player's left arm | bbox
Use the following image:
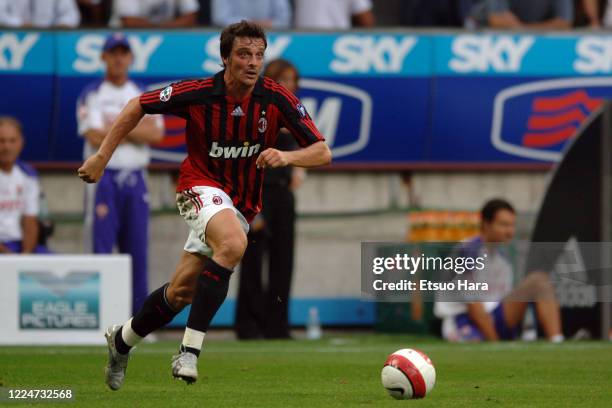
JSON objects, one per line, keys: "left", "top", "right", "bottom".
{"left": 258, "top": 87, "right": 332, "bottom": 169}
{"left": 257, "top": 141, "right": 330, "bottom": 169}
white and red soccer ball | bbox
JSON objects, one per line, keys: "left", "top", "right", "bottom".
{"left": 381, "top": 348, "right": 436, "bottom": 399}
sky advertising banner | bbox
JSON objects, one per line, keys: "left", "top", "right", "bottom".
{"left": 2, "top": 30, "right": 612, "bottom": 166}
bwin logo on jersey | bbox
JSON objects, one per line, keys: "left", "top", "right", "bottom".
{"left": 160, "top": 86, "right": 173, "bottom": 102}
{"left": 209, "top": 141, "right": 261, "bottom": 159}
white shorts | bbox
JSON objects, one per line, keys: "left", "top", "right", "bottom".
{"left": 176, "top": 186, "right": 249, "bottom": 256}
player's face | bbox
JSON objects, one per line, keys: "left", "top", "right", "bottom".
{"left": 482, "top": 209, "right": 516, "bottom": 243}
{"left": 277, "top": 68, "right": 298, "bottom": 93}
{"left": 0, "top": 124, "right": 23, "bottom": 169}
{"left": 225, "top": 37, "right": 266, "bottom": 87}
{"left": 102, "top": 46, "right": 133, "bottom": 79}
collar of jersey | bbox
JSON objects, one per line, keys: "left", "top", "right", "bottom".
{"left": 212, "top": 70, "right": 264, "bottom": 97}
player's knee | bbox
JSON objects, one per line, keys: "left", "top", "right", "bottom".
{"left": 214, "top": 233, "right": 247, "bottom": 268}
{"left": 528, "top": 271, "right": 554, "bottom": 292}
{"left": 166, "top": 284, "right": 195, "bottom": 310}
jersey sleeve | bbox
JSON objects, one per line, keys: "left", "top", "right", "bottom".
{"left": 76, "top": 88, "right": 103, "bottom": 136}
{"left": 139, "top": 80, "right": 204, "bottom": 119}
{"left": 272, "top": 85, "right": 325, "bottom": 148}
{"left": 23, "top": 176, "right": 40, "bottom": 217}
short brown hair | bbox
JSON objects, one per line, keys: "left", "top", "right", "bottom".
{"left": 219, "top": 20, "right": 267, "bottom": 68}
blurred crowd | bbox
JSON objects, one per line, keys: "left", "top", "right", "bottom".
{"left": 1, "top": 0, "right": 611, "bottom": 30}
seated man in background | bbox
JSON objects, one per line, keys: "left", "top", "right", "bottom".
{"left": 468, "top": 0, "right": 573, "bottom": 29}
{"left": 434, "top": 199, "right": 564, "bottom": 342}
{"left": 0, "top": 116, "right": 50, "bottom": 254}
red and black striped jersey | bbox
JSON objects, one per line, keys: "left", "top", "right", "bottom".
{"left": 139, "top": 70, "right": 325, "bottom": 222}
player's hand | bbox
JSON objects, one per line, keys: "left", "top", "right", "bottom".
{"left": 77, "top": 153, "right": 106, "bottom": 183}
{"left": 256, "top": 148, "right": 289, "bottom": 169}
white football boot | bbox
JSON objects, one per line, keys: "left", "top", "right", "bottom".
{"left": 171, "top": 349, "right": 198, "bottom": 384}
{"left": 104, "top": 325, "right": 130, "bottom": 391}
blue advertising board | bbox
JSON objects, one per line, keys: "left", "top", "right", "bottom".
{"left": 2, "top": 30, "right": 612, "bottom": 165}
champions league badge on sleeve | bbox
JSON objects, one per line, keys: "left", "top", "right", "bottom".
{"left": 160, "top": 86, "right": 173, "bottom": 102}
{"left": 296, "top": 103, "right": 309, "bottom": 119}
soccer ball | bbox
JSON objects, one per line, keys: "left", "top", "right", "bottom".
{"left": 381, "top": 348, "right": 436, "bottom": 399}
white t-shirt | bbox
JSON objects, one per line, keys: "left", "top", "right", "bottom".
{"left": 294, "top": 0, "right": 372, "bottom": 29}
{"left": 113, "top": 0, "right": 199, "bottom": 26}
{"left": 0, "top": 0, "right": 80, "bottom": 28}
{"left": 434, "top": 240, "right": 514, "bottom": 319}
{"left": 76, "top": 79, "right": 164, "bottom": 170}
{"left": 0, "top": 164, "right": 39, "bottom": 242}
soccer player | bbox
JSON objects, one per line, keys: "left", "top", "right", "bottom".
{"left": 434, "top": 199, "right": 564, "bottom": 342}
{"left": 0, "top": 116, "right": 50, "bottom": 254}
{"left": 77, "top": 33, "right": 164, "bottom": 314}
{"left": 77, "top": 21, "right": 331, "bottom": 390}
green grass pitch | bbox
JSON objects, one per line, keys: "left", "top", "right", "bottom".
{"left": 1, "top": 334, "right": 611, "bottom": 407}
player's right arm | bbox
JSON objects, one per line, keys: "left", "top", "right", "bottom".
{"left": 78, "top": 97, "right": 145, "bottom": 183}
{"left": 467, "top": 302, "right": 500, "bottom": 341}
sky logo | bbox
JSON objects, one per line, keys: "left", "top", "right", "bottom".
{"left": 492, "top": 78, "right": 612, "bottom": 161}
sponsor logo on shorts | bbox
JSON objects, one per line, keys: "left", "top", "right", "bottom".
{"left": 212, "top": 195, "right": 223, "bottom": 205}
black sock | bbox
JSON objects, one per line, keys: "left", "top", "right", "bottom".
{"left": 180, "top": 344, "right": 201, "bottom": 357}
{"left": 115, "top": 283, "right": 180, "bottom": 353}
{"left": 185, "top": 258, "right": 233, "bottom": 340}
{"left": 115, "top": 326, "right": 131, "bottom": 355}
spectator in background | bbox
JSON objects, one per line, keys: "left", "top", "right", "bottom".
{"left": 235, "top": 59, "right": 306, "bottom": 340}
{"left": 77, "top": 33, "right": 164, "bottom": 312}
{"left": 0, "top": 117, "right": 50, "bottom": 254}
{"left": 211, "top": 0, "right": 291, "bottom": 29}
{"left": 399, "top": 0, "right": 465, "bottom": 27}
{"left": 77, "top": 0, "right": 112, "bottom": 27}
{"left": 197, "top": 0, "right": 211, "bottom": 25}
{"left": 112, "top": 0, "right": 200, "bottom": 28}
{"left": 579, "top": 0, "right": 602, "bottom": 27}
{"left": 467, "top": 0, "right": 573, "bottom": 29}
{"left": 294, "top": 0, "right": 375, "bottom": 29}
{"left": 0, "top": 0, "right": 80, "bottom": 28}
{"left": 434, "top": 199, "right": 564, "bottom": 342}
